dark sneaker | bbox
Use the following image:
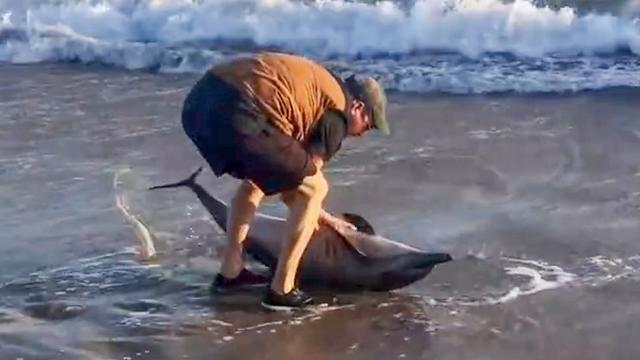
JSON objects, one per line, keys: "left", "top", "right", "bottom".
{"left": 210, "top": 268, "right": 269, "bottom": 294}
{"left": 261, "top": 288, "right": 313, "bottom": 311}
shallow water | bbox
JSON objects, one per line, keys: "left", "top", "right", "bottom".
{"left": 2, "top": 63, "right": 640, "bottom": 359}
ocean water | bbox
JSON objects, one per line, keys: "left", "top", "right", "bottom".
{"left": 1, "top": 0, "right": 640, "bottom": 93}
{"left": 2, "top": 1, "right": 640, "bottom": 359}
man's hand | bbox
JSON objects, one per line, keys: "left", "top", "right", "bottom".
{"left": 319, "top": 209, "right": 357, "bottom": 233}
{"left": 307, "top": 158, "right": 355, "bottom": 233}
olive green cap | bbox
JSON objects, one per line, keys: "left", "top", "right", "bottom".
{"left": 345, "top": 75, "right": 390, "bottom": 136}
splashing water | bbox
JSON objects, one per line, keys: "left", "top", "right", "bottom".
{"left": 114, "top": 168, "right": 157, "bottom": 260}
{"left": 1, "top": 0, "right": 640, "bottom": 93}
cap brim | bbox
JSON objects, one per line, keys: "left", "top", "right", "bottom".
{"left": 374, "top": 114, "right": 390, "bottom": 136}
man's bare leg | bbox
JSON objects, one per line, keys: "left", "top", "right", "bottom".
{"left": 271, "top": 171, "right": 329, "bottom": 294}
{"left": 220, "top": 180, "right": 265, "bottom": 279}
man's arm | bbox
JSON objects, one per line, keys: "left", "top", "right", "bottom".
{"left": 311, "top": 156, "right": 357, "bottom": 232}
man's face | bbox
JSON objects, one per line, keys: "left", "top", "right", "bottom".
{"left": 347, "top": 100, "right": 372, "bottom": 136}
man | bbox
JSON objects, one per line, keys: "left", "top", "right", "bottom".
{"left": 181, "top": 51, "right": 389, "bottom": 310}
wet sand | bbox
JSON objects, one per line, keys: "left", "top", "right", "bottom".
{"left": 1, "top": 63, "right": 640, "bottom": 359}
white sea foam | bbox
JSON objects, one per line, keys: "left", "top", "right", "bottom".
{"left": 2, "top": 0, "right": 639, "bottom": 58}
{"left": 449, "top": 254, "right": 640, "bottom": 308}
{"left": 1, "top": 0, "right": 640, "bottom": 93}
{"left": 470, "top": 257, "right": 577, "bottom": 304}
{"left": 490, "top": 262, "right": 576, "bottom": 303}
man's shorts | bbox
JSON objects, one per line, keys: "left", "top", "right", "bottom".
{"left": 181, "top": 72, "right": 317, "bottom": 195}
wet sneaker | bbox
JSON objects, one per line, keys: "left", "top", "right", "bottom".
{"left": 261, "top": 288, "right": 313, "bottom": 311}
{"left": 210, "top": 269, "right": 269, "bottom": 294}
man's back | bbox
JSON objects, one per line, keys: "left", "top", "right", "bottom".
{"left": 211, "top": 52, "right": 347, "bottom": 140}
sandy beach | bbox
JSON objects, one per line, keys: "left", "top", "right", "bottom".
{"left": 1, "top": 62, "right": 640, "bottom": 359}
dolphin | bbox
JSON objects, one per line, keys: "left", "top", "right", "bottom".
{"left": 150, "top": 168, "right": 452, "bottom": 291}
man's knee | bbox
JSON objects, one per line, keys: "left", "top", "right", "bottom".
{"left": 300, "top": 172, "right": 328, "bottom": 200}
{"left": 280, "top": 172, "right": 328, "bottom": 209}
{"left": 233, "top": 181, "right": 264, "bottom": 205}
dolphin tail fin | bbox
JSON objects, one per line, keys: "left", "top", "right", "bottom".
{"left": 148, "top": 167, "right": 203, "bottom": 191}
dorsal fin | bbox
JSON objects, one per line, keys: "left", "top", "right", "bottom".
{"left": 341, "top": 213, "right": 375, "bottom": 235}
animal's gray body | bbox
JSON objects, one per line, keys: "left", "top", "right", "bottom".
{"left": 151, "top": 168, "right": 452, "bottom": 291}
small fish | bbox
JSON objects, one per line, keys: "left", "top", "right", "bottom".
{"left": 114, "top": 170, "right": 157, "bottom": 260}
